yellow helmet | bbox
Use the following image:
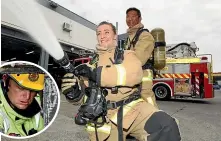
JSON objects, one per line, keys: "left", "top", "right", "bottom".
{"left": 9, "top": 73, "right": 45, "bottom": 91}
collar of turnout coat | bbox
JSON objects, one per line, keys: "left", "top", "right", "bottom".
{"left": 127, "top": 23, "right": 144, "bottom": 35}
{"left": 96, "top": 43, "right": 117, "bottom": 54}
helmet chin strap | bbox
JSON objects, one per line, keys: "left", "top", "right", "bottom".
{"left": 2, "top": 78, "right": 16, "bottom": 109}
{"left": 1, "top": 75, "right": 10, "bottom": 93}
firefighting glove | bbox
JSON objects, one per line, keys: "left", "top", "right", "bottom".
{"left": 61, "top": 73, "right": 82, "bottom": 102}
{"left": 74, "top": 64, "right": 97, "bottom": 82}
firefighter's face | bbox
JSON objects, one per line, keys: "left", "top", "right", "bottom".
{"left": 97, "top": 24, "right": 117, "bottom": 48}
{"left": 126, "top": 10, "right": 141, "bottom": 28}
{"left": 7, "top": 79, "right": 37, "bottom": 110}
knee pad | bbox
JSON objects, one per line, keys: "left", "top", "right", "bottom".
{"left": 144, "top": 111, "right": 181, "bottom": 141}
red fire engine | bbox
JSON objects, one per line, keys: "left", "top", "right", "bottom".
{"left": 153, "top": 54, "right": 214, "bottom": 100}
{"left": 73, "top": 54, "right": 214, "bottom": 100}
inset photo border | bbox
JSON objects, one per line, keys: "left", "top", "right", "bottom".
{"left": 0, "top": 61, "right": 60, "bottom": 139}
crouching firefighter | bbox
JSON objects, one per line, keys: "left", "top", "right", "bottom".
{"left": 124, "top": 7, "right": 166, "bottom": 108}
{"left": 61, "top": 21, "right": 181, "bottom": 141}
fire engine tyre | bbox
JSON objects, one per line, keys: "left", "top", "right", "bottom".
{"left": 153, "top": 84, "right": 171, "bottom": 100}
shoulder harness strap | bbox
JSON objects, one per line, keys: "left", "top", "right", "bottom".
{"left": 114, "top": 46, "right": 124, "bottom": 64}
{"left": 89, "top": 53, "right": 99, "bottom": 67}
{"left": 88, "top": 53, "right": 99, "bottom": 87}
{"left": 127, "top": 27, "right": 149, "bottom": 50}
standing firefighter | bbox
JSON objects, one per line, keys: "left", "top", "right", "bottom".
{"left": 61, "top": 21, "right": 181, "bottom": 141}
{"left": 124, "top": 7, "right": 166, "bottom": 108}
{"left": 0, "top": 65, "right": 45, "bottom": 137}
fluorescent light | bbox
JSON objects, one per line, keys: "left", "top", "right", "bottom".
{"left": 26, "top": 51, "right": 34, "bottom": 54}
{"left": 5, "top": 60, "right": 9, "bottom": 61}
{"left": 48, "top": 64, "right": 53, "bottom": 65}
{"left": 10, "top": 58, "right": 16, "bottom": 60}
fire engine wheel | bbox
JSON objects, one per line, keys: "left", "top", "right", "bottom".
{"left": 153, "top": 84, "right": 171, "bottom": 100}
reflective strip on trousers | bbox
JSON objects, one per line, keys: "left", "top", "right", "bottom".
{"left": 83, "top": 95, "right": 88, "bottom": 103}
{"left": 146, "top": 97, "right": 154, "bottom": 106}
{"left": 115, "top": 64, "right": 126, "bottom": 86}
{"left": 86, "top": 123, "right": 111, "bottom": 134}
{"left": 111, "top": 98, "right": 144, "bottom": 124}
{"left": 142, "top": 69, "right": 153, "bottom": 82}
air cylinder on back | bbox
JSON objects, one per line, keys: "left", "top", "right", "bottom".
{"left": 151, "top": 28, "right": 166, "bottom": 70}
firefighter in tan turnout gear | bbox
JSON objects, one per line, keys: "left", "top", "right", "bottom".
{"left": 61, "top": 21, "right": 181, "bottom": 141}
{"left": 124, "top": 7, "right": 166, "bottom": 108}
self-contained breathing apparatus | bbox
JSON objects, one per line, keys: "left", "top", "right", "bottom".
{"left": 75, "top": 86, "right": 108, "bottom": 126}
{"left": 72, "top": 53, "right": 108, "bottom": 128}
{"left": 125, "top": 27, "right": 166, "bottom": 73}
{"left": 54, "top": 52, "right": 109, "bottom": 127}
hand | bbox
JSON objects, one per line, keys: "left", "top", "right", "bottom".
{"left": 61, "top": 73, "right": 82, "bottom": 102}
{"left": 74, "top": 64, "right": 97, "bottom": 82}
{"left": 61, "top": 73, "right": 78, "bottom": 94}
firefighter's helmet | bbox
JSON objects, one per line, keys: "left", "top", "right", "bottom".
{"left": 8, "top": 73, "right": 45, "bottom": 91}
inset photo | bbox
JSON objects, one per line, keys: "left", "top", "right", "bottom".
{"left": 0, "top": 61, "right": 60, "bottom": 139}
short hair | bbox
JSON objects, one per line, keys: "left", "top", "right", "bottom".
{"left": 126, "top": 7, "right": 141, "bottom": 18}
{"left": 97, "top": 21, "right": 117, "bottom": 35}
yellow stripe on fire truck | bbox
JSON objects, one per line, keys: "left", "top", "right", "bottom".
{"left": 156, "top": 73, "right": 191, "bottom": 78}
{"left": 166, "top": 58, "right": 201, "bottom": 64}
{"left": 156, "top": 73, "right": 209, "bottom": 79}
{"left": 176, "top": 74, "right": 184, "bottom": 78}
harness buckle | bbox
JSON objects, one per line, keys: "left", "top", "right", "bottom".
{"left": 107, "top": 101, "right": 118, "bottom": 110}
